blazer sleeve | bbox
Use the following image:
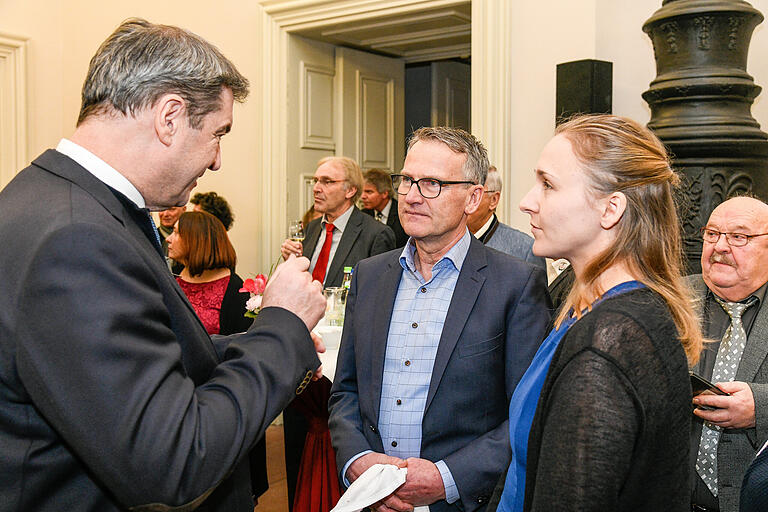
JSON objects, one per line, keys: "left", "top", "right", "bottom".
{"left": 14, "top": 222, "right": 319, "bottom": 509}
{"left": 444, "top": 265, "right": 551, "bottom": 508}
{"left": 328, "top": 269, "right": 377, "bottom": 478}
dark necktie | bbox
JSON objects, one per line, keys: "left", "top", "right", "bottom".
{"left": 140, "top": 209, "right": 164, "bottom": 256}
{"left": 375, "top": 211, "right": 384, "bottom": 222}
{"left": 312, "top": 222, "right": 335, "bottom": 285}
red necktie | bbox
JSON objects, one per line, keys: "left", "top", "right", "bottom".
{"left": 312, "top": 222, "right": 335, "bottom": 284}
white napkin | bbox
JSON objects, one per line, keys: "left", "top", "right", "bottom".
{"left": 330, "top": 464, "right": 407, "bottom": 512}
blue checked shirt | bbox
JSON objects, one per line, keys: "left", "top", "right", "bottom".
{"left": 342, "top": 230, "right": 471, "bottom": 504}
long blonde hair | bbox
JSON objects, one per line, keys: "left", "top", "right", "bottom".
{"left": 555, "top": 114, "right": 702, "bottom": 364}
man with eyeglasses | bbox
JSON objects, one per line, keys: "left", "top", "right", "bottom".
{"left": 281, "top": 156, "right": 395, "bottom": 287}
{"left": 279, "top": 156, "right": 395, "bottom": 506}
{"left": 329, "top": 127, "right": 551, "bottom": 512}
{"left": 687, "top": 196, "right": 768, "bottom": 512}
{"left": 466, "top": 165, "right": 545, "bottom": 270}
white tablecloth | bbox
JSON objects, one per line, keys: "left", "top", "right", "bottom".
{"left": 313, "top": 320, "right": 342, "bottom": 382}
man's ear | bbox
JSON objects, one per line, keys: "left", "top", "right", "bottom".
{"left": 488, "top": 191, "right": 501, "bottom": 212}
{"left": 464, "top": 184, "right": 484, "bottom": 216}
{"left": 344, "top": 185, "right": 357, "bottom": 200}
{"left": 600, "top": 191, "right": 627, "bottom": 230}
{"left": 154, "top": 94, "right": 186, "bottom": 146}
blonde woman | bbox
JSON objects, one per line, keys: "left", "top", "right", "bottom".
{"left": 497, "top": 115, "right": 703, "bottom": 512}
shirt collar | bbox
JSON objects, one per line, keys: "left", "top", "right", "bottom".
{"left": 380, "top": 199, "right": 392, "bottom": 220}
{"left": 399, "top": 228, "right": 472, "bottom": 275}
{"left": 473, "top": 213, "right": 496, "bottom": 239}
{"left": 322, "top": 203, "right": 354, "bottom": 232}
{"left": 56, "top": 138, "right": 146, "bottom": 209}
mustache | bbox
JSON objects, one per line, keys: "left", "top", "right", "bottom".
{"left": 710, "top": 253, "right": 736, "bottom": 267}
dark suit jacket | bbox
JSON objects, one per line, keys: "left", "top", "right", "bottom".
{"left": 0, "top": 150, "right": 320, "bottom": 511}
{"left": 328, "top": 236, "right": 551, "bottom": 512}
{"left": 362, "top": 199, "right": 408, "bottom": 248}
{"left": 687, "top": 274, "right": 768, "bottom": 512}
{"left": 303, "top": 206, "right": 396, "bottom": 287}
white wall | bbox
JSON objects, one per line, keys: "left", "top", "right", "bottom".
{"left": 0, "top": 0, "right": 268, "bottom": 277}
{"left": 502, "top": 0, "right": 768, "bottom": 233}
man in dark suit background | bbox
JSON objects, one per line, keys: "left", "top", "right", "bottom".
{"left": 281, "top": 156, "right": 395, "bottom": 287}
{"left": 328, "top": 127, "right": 551, "bottom": 512}
{"left": 0, "top": 19, "right": 327, "bottom": 512}
{"left": 466, "top": 165, "right": 545, "bottom": 270}
{"left": 280, "top": 156, "right": 395, "bottom": 506}
{"left": 688, "top": 196, "right": 768, "bottom": 512}
{"left": 361, "top": 167, "right": 409, "bottom": 247}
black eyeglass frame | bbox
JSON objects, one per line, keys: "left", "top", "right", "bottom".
{"left": 700, "top": 227, "right": 768, "bottom": 247}
{"left": 390, "top": 173, "right": 476, "bottom": 199}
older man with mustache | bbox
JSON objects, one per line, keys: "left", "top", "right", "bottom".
{"left": 687, "top": 196, "right": 768, "bottom": 512}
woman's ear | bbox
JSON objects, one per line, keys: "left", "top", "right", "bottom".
{"left": 600, "top": 191, "right": 627, "bottom": 230}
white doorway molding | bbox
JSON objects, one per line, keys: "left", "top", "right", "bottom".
{"left": 257, "top": 0, "right": 512, "bottom": 264}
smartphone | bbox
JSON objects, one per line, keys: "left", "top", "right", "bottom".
{"left": 690, "top": 371, "right": 729, "bottom": 410}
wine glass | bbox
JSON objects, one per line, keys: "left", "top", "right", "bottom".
{"left": 289, "top": 220, "right": 305, "bottom": 243}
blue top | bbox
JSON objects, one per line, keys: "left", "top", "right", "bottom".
{"left": 497, "top": 280, "right": 645, "bottom": 512}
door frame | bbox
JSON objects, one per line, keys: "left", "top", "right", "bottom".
{"left": 257, "top": 0, "right": 513, "bottom": 265}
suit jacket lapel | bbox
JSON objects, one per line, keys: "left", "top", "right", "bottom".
{"left": 369, "top": 257, "right": 404, "bottom": 426}
{"left": 738, "top": 294, "right": 768, "bottom": 382}
{"left": 424, "top": 238, "right": 487, "bottom": 414}
{"left": 302, "top": 218, "right": 322, "bottom": 258}
{"left": 327, "top": 207, "right": 363, "bottom": 286}
{"left": 34, "top": 150, "right": 208, "bottom": 332}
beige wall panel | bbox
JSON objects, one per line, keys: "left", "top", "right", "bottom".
{"left": 0, "top": 33, "right": 27, "bottom": 189}
{"left": 360, "top": 75, "right": 391, "bottom": 168}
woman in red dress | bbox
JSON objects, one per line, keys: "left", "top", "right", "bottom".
{"left": 166, "top": 210, "right": 269, "bottom": 502}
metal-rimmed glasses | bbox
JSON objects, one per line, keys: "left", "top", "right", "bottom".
{"left": 312, "top": 177, "right": 345, "bottom": 187}
{"left": 391, "top": 174, "right": 476, "bottom": 199}
{"left": 701, "top": 227, "right": 768, "bottom": 247}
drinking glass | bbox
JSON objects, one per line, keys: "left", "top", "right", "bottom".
{"left": 289, "top": 220, "right": 305, "bottom": 242}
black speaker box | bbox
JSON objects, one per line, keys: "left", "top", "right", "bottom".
{"left": 556, "top": 59, "right": 612, "bottom": 124}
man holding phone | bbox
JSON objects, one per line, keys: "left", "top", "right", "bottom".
{"left": 687, "top": 196, "right": 768, "bottom": 512}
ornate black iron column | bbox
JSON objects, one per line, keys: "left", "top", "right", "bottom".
{"left": 643, "top": 0, "right": 768, "bottom": 273}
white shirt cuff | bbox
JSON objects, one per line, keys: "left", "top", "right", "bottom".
{"left": 342, "top": 449, "right": 374, "bottom": 487}
{"left": 435, "top": 459, "right": 459, "bottom": 504}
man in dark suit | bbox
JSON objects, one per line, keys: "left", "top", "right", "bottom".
{"left": 328, "top": 127, "right": 551, "bottom": 512}
{"left": 688, "top": 196, "right": 768, "bottom": 512}
{"left": 280, "top": 156, "right": 396, "bottom": 507}
{"left": 0, "top": 19, "right": 326, "bottom": 512}
{"left": 281, "top": 157, "right": 395, "bottom": 287}
{"left": 361, "top": 168, "right": 409, "bottom": 247}
{"left": 466, "top": 165, "right": 545, "bottom": 270}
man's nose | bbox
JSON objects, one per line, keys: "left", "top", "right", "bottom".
{"left": 209, "top": 146, "right": 222, "bottom": 171}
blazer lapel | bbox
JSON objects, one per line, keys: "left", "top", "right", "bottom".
{"left": 302, "top": 218, "right": 322, "bottom": 258}
{"left": 424, "top": 238, "right": 487, "bottom": 414}
{"left": 34, "top": 150, "right": 208, "bottom": 333}
{"left": 327, "top": 208, "right": 363, "bottom": 286}
{"left": 387, "top": 200, "right": 399, "bottom": 229}
{"left": 368, "top": 257, "right": 404, "bottom": 426}
{"left": 738, "top": 295, "right": 768, "bottom": 382}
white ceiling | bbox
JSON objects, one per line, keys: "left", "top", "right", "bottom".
{"left": 291, "top": 2, "right": 471, "bottom": 63}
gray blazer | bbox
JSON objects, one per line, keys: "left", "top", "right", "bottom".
{"left": 303, "top": 206, "right": 396, "bottom": 287}
{"left": 687, "top": 274, "right": 768, "bottom": 512}
{"left": 485, "top": 221, "right": 546, "bottom": 271}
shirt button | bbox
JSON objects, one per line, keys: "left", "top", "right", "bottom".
{"left": 412, "top": 322, "right": 418, "bottom": 328}
{"left": 421, "top": 287, "right": 427, "bottom": 293}
{"left": 391, "top": 440, "right": 398, "bottom": 447}
{"left": 396, "top": 399, "right": 402, "bottom": 405}
{"left": 404, "top": 360, "right": 411, "bottom": 366}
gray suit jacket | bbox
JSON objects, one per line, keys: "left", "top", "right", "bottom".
{"left": 485, "top": 221, "right": 546, "bottom": 271}
{"left": 303, "top": 206, "right": 396, "bottom": 287}
{"left": 328, "top": 236, "right": 552, "bottom": 512}
{"left": 687, "top": 274, "right": 768, "bottom": 512}
{"left": 0, "top": 150, "right": 320, "bottom": 511}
